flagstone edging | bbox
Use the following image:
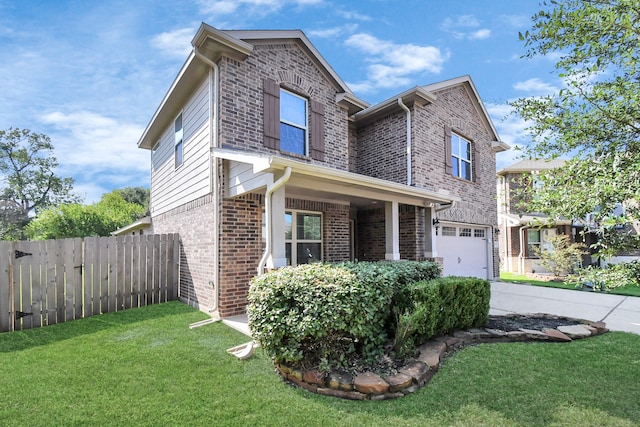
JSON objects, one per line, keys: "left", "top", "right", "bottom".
{"left": 274, "top": 314, "right": 609, "bottom": 401}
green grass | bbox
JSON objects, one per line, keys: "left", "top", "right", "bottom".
{"left": 500, "top": 271, "right": 640, "bottom": 297}
{"left": 1, "top": 301, "right": 640, "bottom": 426}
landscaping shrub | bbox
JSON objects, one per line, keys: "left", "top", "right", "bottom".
{"left": 247, "top": 260, "right": 440, "bottom": 369}
{"left": 393, "top": 277, "right": 491, "bottom": 357}
{"left": 247, "top": 263, "right": 395, "bottom": 368}
{"left": 566, "top": 261, "right": 640, "bottom": 291}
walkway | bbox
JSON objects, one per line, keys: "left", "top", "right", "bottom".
{"left": 490, "top": 281, "right": 640, "bottom": 335}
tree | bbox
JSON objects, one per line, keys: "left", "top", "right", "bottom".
{"left": 511, "top": 0, "right": 640, "bottom": 253}
{"left": 25, "top": 192, "right": 145, "bottom": 240}
{"left": 115, "top": 186, "right": 150, "bottom": 214}
{"left": 532, "top": 234, "right": 587, "bottom": 276}
{"left": 0, "top": 128, "right": 78, "bottom": 239}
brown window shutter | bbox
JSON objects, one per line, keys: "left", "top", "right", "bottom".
{"left": 263, "top": 78, "right": 280, "bottom": 150}
{"left": 444, "top": 125, "right": 452, "bottom": 175}
{"left": 309, "top": 99, "right": 325, "bottom": 160}
{"left": 473, "top": 141, "right": 481, "bottom": 184}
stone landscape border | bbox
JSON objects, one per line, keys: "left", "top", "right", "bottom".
{"left": 274, "top": 313, "right": 609, "bottom": 401}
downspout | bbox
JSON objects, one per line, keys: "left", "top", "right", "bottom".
{"left": 397, "top": 98, "right": 412, "bottom": 186}
{"left": 193, "top": 47, "right": 220, "bottom": 313}
{"left": 257, "top": 167, "right": 292, "bottom": 275}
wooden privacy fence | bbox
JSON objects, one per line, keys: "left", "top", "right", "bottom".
{"left": 0, "top": 234, "right": 180, "bottom": 333}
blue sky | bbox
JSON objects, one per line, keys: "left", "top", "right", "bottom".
{"left": 0, "top": 0, "right": 559, "bottom": 203}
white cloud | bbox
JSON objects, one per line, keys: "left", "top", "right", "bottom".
{"left": 151, "top": 28, "right": 195, "bottom": 59}
{"left": 469, "top": 29, "right": 491, "bottom": 40}
{"left": 308, "top": 24, "right": 358, "bottom": 39}
{"left": 196, "top": 0, "right": 322, "bottom": 16}
{"left": 336, "top": 9, "right": 372, "bottom": 21}
{"left": 441, "top": 14, "right": 491, "bottom": 40}
{"left": 513, "top": 78, "right": 559, "bottom": 95}
{"left": 40, "top": 111, "right": 149, "bottom": 202}
{"left": 486, "top": 102, "right": 533, "bottom": 169}
{"left": 345, "top": 33, "right": 447, "bottom": 93}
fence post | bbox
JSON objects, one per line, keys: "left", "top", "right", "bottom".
{"left": 0, "top": 242, "right": 12, "bottom": 332}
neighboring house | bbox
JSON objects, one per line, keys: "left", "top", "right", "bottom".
{"left": 137, "top": 23, "right": 509, "bottom": 318}
{"left": 111, "top": 216, "right": 153, "bottom": 236}
{"left": 497, "top": 159, "right": 595, "bottom": 275}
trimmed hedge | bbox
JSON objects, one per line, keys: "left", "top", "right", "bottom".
{"left": 247, "top": 261, "right": 490, "bottom": 369}
{"left": 394, "top": 277, "right": 491, "bottom": 356}
{"left": 247, "top": 261, "right": 440, "bottom": 368}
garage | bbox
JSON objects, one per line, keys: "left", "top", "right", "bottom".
{"left": 437, "top": 222, "right": 489, "bottom": 279}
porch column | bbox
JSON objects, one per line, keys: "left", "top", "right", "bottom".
{"left": 429, "top": 205, "right": 438, "bottom": 257}
{"left": 385, "top": 201, "right": 400, "bottom": 260}
{"left": 267, "top": 186, "right": 287, "bottom": 269}
{"left": 424, "top": 207, "right": 434, "bottom": 258}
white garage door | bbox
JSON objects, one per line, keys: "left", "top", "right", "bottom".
{"left": 437, "top": 223, "right": 488, "bottom": 279}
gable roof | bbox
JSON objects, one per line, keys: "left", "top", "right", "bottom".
{"left": 137, "top": 24, "right": 368, "bottom": 150}
{"left": 423, "top": 75, "right": 509, "bottom": 152}
{"left": 497, "top": 158, "right": 566, "bottom": 175}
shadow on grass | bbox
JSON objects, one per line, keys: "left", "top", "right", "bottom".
{"left": 0, "top": 301, "right": 203, "bottom": 353}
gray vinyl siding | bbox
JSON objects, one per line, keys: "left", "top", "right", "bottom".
{"left": 151, "top": 76, "right": 211, "bottom": 215}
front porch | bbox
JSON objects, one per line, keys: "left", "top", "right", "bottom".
{"left": 213, "top": 148, "right": 460, "bottom": 317}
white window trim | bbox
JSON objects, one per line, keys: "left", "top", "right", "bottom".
{"left": 286, "top": 209, "right": 323, "bottom": 266}
{"left": 452, "top": 132, "right": 472, "bottom": 181}
{"left": 280, "top": 89, "right": 309, "bottom": 156}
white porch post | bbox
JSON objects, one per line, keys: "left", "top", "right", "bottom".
{"left": 429, "top": 205, "right": 438, "bottom": 257}
{"left": 267, "top": 186, "right": 287, "bottom": 269}
{"left": 385, "top": 201, "right": 400, "bottom": 260}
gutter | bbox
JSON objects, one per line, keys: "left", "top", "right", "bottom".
{"left": 193, "top": 47, "right": 221, "bottom": 313}
{"left": 257, "top": 167, "right": 292, "bottom": 275}
{"left": 397, "top": 98, "right": 411, "bottom": 186}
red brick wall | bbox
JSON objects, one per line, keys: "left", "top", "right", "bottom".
{"left": 218, "top": 193, "right": 263, "bottom": 317}
{"left": 152, "top": 194, "right": 216, "bottom": 311}
{"left": 217, "top": 43, "right": 351, "bottom": 171}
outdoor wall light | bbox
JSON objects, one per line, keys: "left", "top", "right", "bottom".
{"left": 432, "top": 218, "right": 440, "bottom": 226}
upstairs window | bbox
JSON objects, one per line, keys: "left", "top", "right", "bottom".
{"left": 280, "top": 89, "right": 307, "bottom": 156}
{"left": 174, "top": 113, "right": 183, "bottom": 168}
{"left": 451, "top": 132, "right": 472, "bottom": 181}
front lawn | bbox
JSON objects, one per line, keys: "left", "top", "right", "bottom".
{"left": 500, "top": 271, "right": 640, "bottom": 297}
{"left": 1, "top": 301, "right": 639, "bottom": 426}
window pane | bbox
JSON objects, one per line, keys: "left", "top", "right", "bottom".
{"left": 280, "top": 123, "right": 305, "bottom": 155}
{"left": 461, "top": 160, "right": 471, "bottom": 180}
{"left": 527, "top": 230, "right": 541, "bottom": 243}
{"left": 442, "top": 226, "right": 456, "bottom": 236}
{"left": 174, "top": 114, "right": 182, "bottom": 133}
{"left": 474, "top": 229, "right": 485, "bottom": 238}
{"left": 286, "top": 243, "right": 292, "bottom": 266}
{"left": 284, "top": 212, "right": 292, "bottom": 240}
{"left": 280, "top": 91, "right": 307, "bottom": 126}
{"left": 175, "top": 141, "right": 183, "bottom": 167}
{"left": 451, "top": 134, "right": 460, "bottom": 156}
{"left": 462, "top": 141, "right": 471, "bottom": 160}
{"left": 452, "top": 158, "right": 459, "bottom": 177}
{"left": 297, "top": 213, "right": 321, "bottom": 240}
{"left": 460, "top": 228, "right": 472, "bottom": 237}
{"left": 297, "top": 243, "right": 321, "bottom": 264}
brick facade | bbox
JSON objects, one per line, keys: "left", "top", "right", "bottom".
{"left": 145, "top": 26, "right": 505, "bottom": 317}
{"left": 152, "top": 194, "right": 216, "bottom": 311}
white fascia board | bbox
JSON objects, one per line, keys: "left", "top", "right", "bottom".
{"left": 212, "top": 148, "right": 460, "bottom": 204}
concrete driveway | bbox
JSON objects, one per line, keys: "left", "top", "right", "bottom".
{"left": 490, "top": 281, "right": 640, "bottom": 335}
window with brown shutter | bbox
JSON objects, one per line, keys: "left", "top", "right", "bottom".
{"left": 309, "top": 99, "right": 325, "bottom": 161}
{"left": 263, "top": 78, "right": 280, "bottom": 150}
{"left": 444, "top": 125, "right": 453, "bottom": 175}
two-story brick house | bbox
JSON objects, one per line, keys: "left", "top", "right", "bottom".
{"left": 137, "top": 23, "right": 509, "bottom": 317}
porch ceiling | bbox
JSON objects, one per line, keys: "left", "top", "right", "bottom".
{"left": 214, "top": 148, "right": 459, "bottom": 208}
